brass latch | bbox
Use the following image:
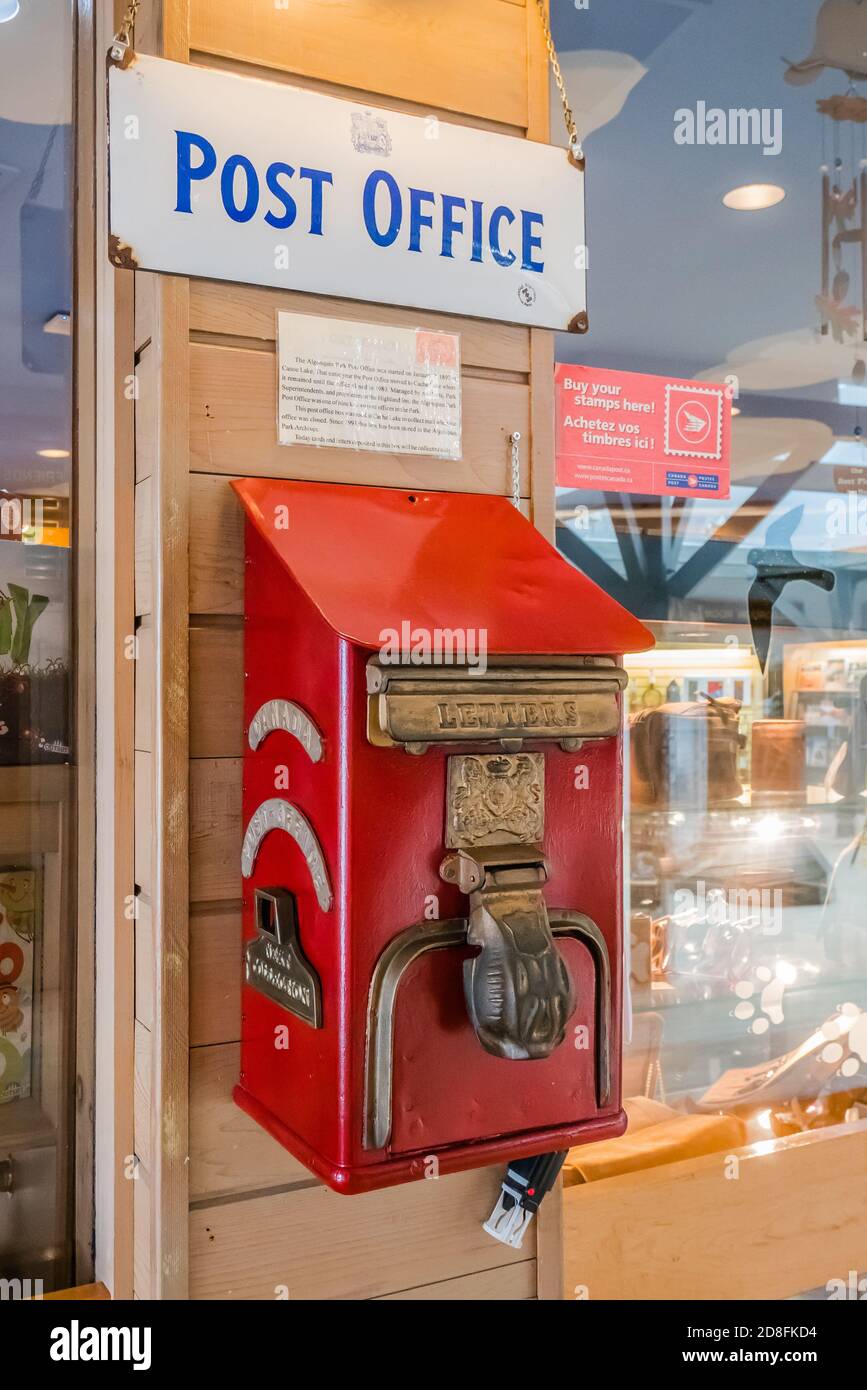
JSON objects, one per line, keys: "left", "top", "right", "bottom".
{"left": 440, "top": 845, "right": 575, "bottom": 1061}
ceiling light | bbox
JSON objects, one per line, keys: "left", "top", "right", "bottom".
{"left": 37, "top": 448, "right": 70, "bottom": 459}
{"left": 723, "top": 183, "right": 786, "bottom": 212}
{"left": 0, "top": 1, "right": 20, "bottom": 23}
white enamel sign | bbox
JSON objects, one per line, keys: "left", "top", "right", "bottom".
{"left": 108, "top": 53, "right": 587, "bottom": 332}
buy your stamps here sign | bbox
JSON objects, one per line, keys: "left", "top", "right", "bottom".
{"left": 555, "top": 364, "right": 732, "bottom": 499}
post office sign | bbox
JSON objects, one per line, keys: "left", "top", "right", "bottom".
{"left": 107, "top": 51, "right": 587, "bottom": 332}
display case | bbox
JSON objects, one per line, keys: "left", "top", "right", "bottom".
{"left": 550, "top": 0, "right": 867, "bottom": 1298}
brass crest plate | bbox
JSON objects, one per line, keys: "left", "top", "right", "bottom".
{"left": 446, "top": 752, "right": 544, "bottom": 848}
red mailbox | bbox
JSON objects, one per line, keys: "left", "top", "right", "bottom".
{"left": 232, "top": 479, "right": 653, "bottom": 1193}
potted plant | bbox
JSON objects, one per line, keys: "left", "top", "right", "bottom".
{"left": 0, "top": 584, "right": 68, "bottom": 765}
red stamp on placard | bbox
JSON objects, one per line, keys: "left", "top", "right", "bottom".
{"left": 664, "top": 383, "right": 724, "bottom": 460}
{"left": 416, "top": 331, "right": 458, "bottom": 368}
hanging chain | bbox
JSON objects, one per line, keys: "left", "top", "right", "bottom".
{"left": 112, "top": 0, "right": 142, "bottom": 59}
{"left": 509, "top": 432, "right": 522, "bottom": 510}
{"left": 534, "top": 0, "right": 583, "bottom": 160}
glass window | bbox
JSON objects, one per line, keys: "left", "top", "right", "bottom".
{"left": 0, "top": 0, "right": 78, "bottom": 1293}
{"left": 554, "top": 0, "right": 867, "bottom": 1286}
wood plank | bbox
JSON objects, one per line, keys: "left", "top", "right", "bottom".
{"left": 535, "top": 1172, "right": 564, "bottom": 1299}
{"left": 529, "top": 329, "right": 556, "bottom": 542}
{"left": 189, "top": 624, "right": 244, "bottom": 758}
{"left": 376, "top": 1262, "right": 536, "bottom": 1300}
{"left": 140, "top": 271, "right": 192, "bottom": 1300}
{"left": 189, "top": 1042, "right": 310, "bottom": 1199}
{"left": 134, "top": 1020, "right": 153, "bottom": 1175}
{"left": 563, "top": 1125, "right": 867, "bottom": 1301}
{"left": 135, "top": 896, "right": 154, "bottom": 1032}
{"left": 134, "top": 750, "right": 153, "bottom": 898}
{"left": 135, "top": 271, "right": 158, "bottom": 354}
{"left": 134, "top": 620, "right": 154, "bottom": 754}
{"left": 525, "top": 0, "right": 550, "bottom": 144}
{"left": 189, "top": 1165, "right": 531, "bottom": 1299}
{"left": 134, "top": 345, "right": 157, "bottom": 484}
{"left": 190, "top": 343, "right": 530, "bottom": 495}
{"left": 133, "top": 1160, "right": 153, "bottom": 1302}
{"left": 189, "top": 281, "right": 530, "bottom": 375}
{"left": 189, "top": 757, "right": 241, "bottom": 903}
{"left": 189, "top": 0, "right": 528, "bottom": 128}
{"left": 134, "top": 478, "right": 153, "bottom": 616}
{"left": 190, "top": 906, "right": 241, "bottom": 1047}
{"left": 189, "top": 473, "right": 244, "bottom": 615}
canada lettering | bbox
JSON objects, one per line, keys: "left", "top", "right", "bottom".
{"left": 174, "top": 130, "right": 545, "bottom": 271}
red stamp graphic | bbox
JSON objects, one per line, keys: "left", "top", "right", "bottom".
{"left": 664, "top": 383, "right": 724, "bottom": 460}
{"left": 416, "top": 330, "right": 458, "bottom": 368}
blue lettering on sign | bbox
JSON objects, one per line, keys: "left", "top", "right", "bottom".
{"left": 363, "top": 169, "right": 402, "bottom": 246}
{"left": 521, "top": 210, "right": 544, "bottom": 272}
{"left": 408, "top": 187, "right": 436, "bottom": 253}
{"left": 172, "top": 135, "right": 546, "bottom": 273}
{"left": 300, "top": 168, "right": 333, "bottom": 236}
{"left": 489, "top": 206, "right": 516, "bottom": 267}
{"left": 441, "top": 194, "right": 466, "bottom": 260}
{"left": 175, "top": 130, "right": 217, "bottom": 213}
{"left": 221, "top": 153, "right": 259, "bottom": 223}
{"left": 264, "top": 163, "right": 297, "bottom": 230}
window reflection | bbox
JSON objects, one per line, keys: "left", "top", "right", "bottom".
{"left": 0, "top": 0, "right": 76, "bottom": 1291}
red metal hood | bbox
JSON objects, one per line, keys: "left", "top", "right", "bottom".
{"left": 231, "top": 478, "right": 654, "bottom": 656}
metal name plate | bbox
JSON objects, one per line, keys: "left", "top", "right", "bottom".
{"left": 241, "top": 798, "right": 333, "bottom": 912}
{"left": 367, "top": 663, "right": 626, "bottom": 752}
{"left": 248, "top": 699, "right": 323, "bottom": 762}
{"left": 447, "top": 753, "right": 544, "bottom": 847}
{"left": 246, "top": 888, "right": 322, "bottom": 1027}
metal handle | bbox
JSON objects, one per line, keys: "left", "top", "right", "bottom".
{"left": 441, "top": 847, "right": 575, "bottom": 1061}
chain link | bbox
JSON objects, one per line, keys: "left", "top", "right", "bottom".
{"left": 534, "top": 0, "right": 583, "bottom": 160}
{"left": 510, "top": 432, "right": 522, "bottom": 510}
{"left": 115, "top": 0, "right": 142, "bottom": 50}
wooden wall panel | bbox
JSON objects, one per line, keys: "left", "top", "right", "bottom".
{"left": 189, "top": 1043, "right": 310, "bottom": 1199}
{"left": 189, "top": 343, "right": 531, "bottom": 495}
{"left": 189, "top": 758, "right": 241, "bottom": 903}
{"left": 189, "top": 908, "right": 241, "bottom": 1046}
{"left": 189, "top": 0, "right": 530, "bottom": 128}
{"left": 377, "top": 1264, "right": 536, "bottom": 1301}
{"left": 189, "top": 1167, "right": 526, "bottom": 1300}
{"left": 189, "top": 624, "right": 243, "bottom": 758}
{"left": 563, "top": 1125, "right": 867, "bottom": 1302}
{"left": 137, "top": 0, "right": 556, "bottom": 1303}
{"left": 189, "top": 280, "right": 531, "bottom": 374}
{"left": 189, "top": 473, "right": 244, "bottom": 615}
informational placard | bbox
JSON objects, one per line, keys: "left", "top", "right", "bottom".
{"left": 555, "top": 364, "right": 731, "bottom": 499}
{"left": 278, "top": 313, "right": 462, "bottom": 459}
{"left": 107, "top": 52, "right": 586, "bottom": 332}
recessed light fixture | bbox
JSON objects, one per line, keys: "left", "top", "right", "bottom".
{"left": 0, "top": 1, "right": 20, "bottom": 24}
{"left": 37, "top": 448, "right": 70, "bottom": 459}
{"left": 722, "top": 183, "right": 786, "bottom": 212}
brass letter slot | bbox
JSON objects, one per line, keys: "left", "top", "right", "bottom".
{"left": 366, "top": 661, "right": 627, "bottom": 754}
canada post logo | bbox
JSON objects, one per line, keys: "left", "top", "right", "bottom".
{"left": 666, "top": 470, "right": 720, "bottom": 492}
{"left": 664, "top": 383, "right": 724, "bottom": 460}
